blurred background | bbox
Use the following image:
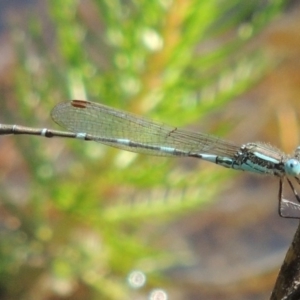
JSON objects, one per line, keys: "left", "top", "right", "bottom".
{"left": 0, "top": 1, "right": 300, "bottom": 299}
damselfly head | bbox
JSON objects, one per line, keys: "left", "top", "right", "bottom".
{"left": 284, "top": 158, "right": 300, "bottom": 176}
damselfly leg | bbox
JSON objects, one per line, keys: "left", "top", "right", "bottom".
{"left": 278, "top": 177, "right": 300, "bottom": 218}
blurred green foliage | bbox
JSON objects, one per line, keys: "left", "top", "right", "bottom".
{"left": 0, "top": 0, "right": 285, "bottom": 299}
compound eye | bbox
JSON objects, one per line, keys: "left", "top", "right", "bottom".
{"left": 285, "top": 159, "right": 300, "bottom": 176}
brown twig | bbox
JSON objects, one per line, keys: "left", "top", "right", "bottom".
{"left": 271, "top": 221, "right": 300, "bottom": 300}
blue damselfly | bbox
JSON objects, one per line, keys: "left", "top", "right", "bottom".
{"left": 1, "top": 100, "right": 300, "bottom": 218}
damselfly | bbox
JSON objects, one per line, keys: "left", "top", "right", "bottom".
{"left": 1, "top": 100, "right": 300, "bottom": 218}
